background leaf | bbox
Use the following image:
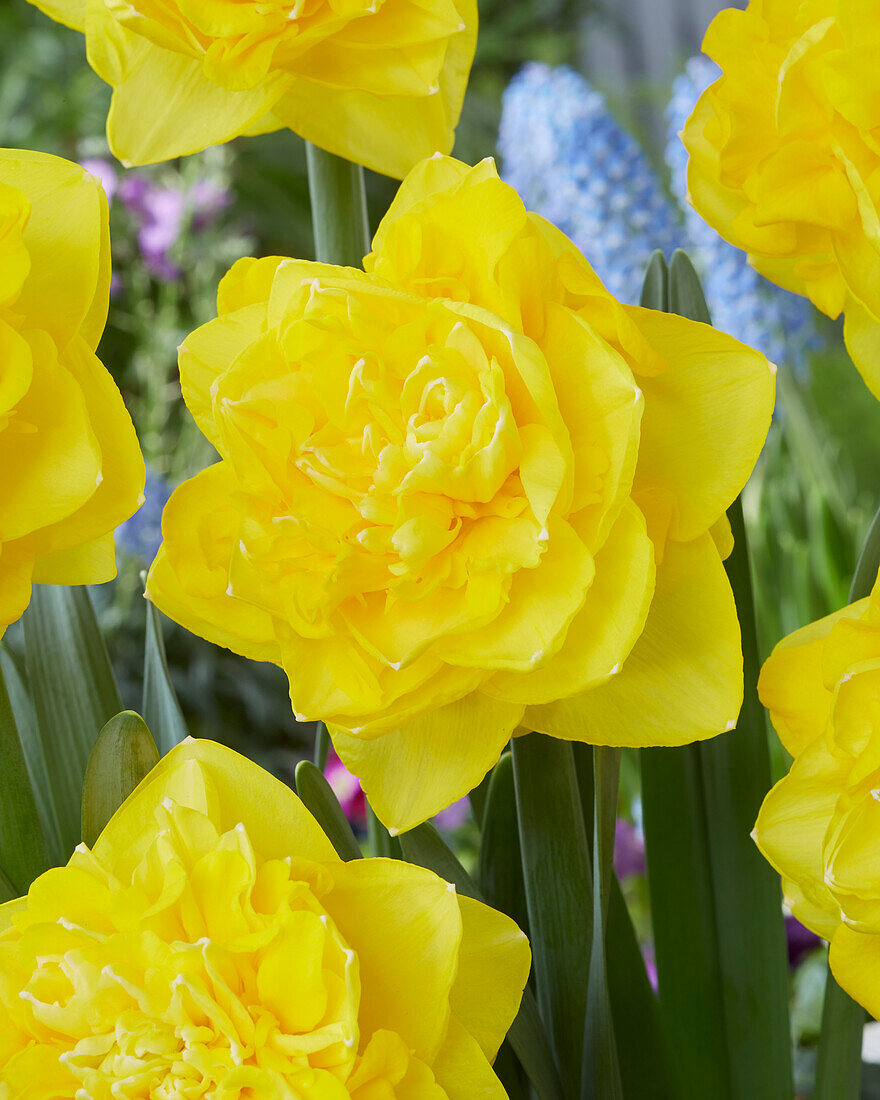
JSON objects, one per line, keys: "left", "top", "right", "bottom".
{"left": 81, "top": 710, "right": 159, "bottom": 847}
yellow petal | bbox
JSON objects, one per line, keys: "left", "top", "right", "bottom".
{"left": 0, "top": 148, "right": 106, "bottom": 351}
{"left": 627, "top": 305, "right": 776, "bottom": 543}
{"left": 25, "top": 0, "right": 85, "bottom": 29}
{"left": 325, "top": 857, "right": 462, "bottom": 1061}
{"left": 146, "top": 464, "right": 281, "bottom": 664}
{"left": 752, "top": 738, "right": 847, "bottom": 938}
{"left": 485, "top": 501, "right": 654, "bottom": 705}
{"left": 829, "top": 924, "right": 880, "bottom": 1019}
{"left": 525, "top": 532, "right": 741, "bottom": 746}
{"left": 450, "top": 894, "right": 530, "bottom": 1061}
{"left": 0, "top": 541, "right": 34, "bottom": 635}
{"left": 331, "top": 692, "right": 523, "bottom": 833}
{"left": 94, "top": 738, "right": 338, "bottom": 879}
{"left": 842, "top": 297, "right": 880, "bottom": 401}
{"left": 28, "top": 335, "right": 143, "bottom": 559}
{"left": 758, "top": 598, "right": 870, "bottom": 757}
{"left": 433, "top": 1015, "right": 507, "bottom": 1100}
{"left": 31, "top": 531, "right": 116, "bottom": 585}
{"left": 103, "top": 36, "right": 285, "bottom": 166}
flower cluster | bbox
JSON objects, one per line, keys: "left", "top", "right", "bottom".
{"left": 755, "top": 571, "right": 880, "bottom": 1016}
{"left": 29, "top": 0, "right": 477, "bottom": 178}
{"left": 498, "top": 60, "right": 820, "bottom": 372}
{"left": 682, "top": 0, "right": 880, "bottom": 398}
{"left": 0, "top": 149, "right": 143, "bottom": 636}
{"left": 499, "top": 63, "right": 685, "bottom": 306}
{"left": 0, "top": 739, "right": 529, "bottom": 1096}
{"left": 147, "top": 154, "right": 775, "bottom": 832}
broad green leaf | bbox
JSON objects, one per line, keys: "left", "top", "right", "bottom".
{"left": 0, "top": 645, "right": 64, "bottom": 865}
{"left": 0, "top": 662, "right": 49, "bottom": 895}
{"left": 400, "top": 817, "right": 564, "bottom": 1100}
{"left": 143, "top": 597, "right": 188, "bottom": 756}
{"left": 294, "top": 760, "right": 362, "bottom": 862}
{"left": 23, "top": 585, "right": 123, "bottom": 858}
{"left": 640, "top": 250, "right": 669, "bottom": 312}
{"left": 81, "top": 711, "right": 159, "bottom": 848}
{"left": 512, "top": 732, "right": 592, "bottom": 1094}
{"left": 479, "top": 751, "right": 529, "bottom": 938}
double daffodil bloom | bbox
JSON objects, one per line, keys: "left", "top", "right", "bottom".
{"left": 0, "top": 738, "right": 530, "bottom": 1097}
{"left": 148, "top": 155, "right": 775, "bottom": 832}
{"left": 756, "top": 570, "right": 880, "bottom": 1018}
{"left": 26, "top": 0, "right": 477, "bottom": 177}
{"left": 0, "top": 149, "right": 143, "bottom": 637}
{"left": 683, "top": 0, "right": 880, "bottom": 399}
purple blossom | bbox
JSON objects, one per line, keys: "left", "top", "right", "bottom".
{"left": 613, "top": 817, "right": 646, "bottom": 880}
{"left": 786, "top": 914, "right": 821, "bottom": 968}
{"left": 325, "top": 749, "right": 367, "bottom": 823}
{"left": 137, "top": 187, "right": 186, "bottom": 281}
{"left": 435, "top": 796, "right": 471, "bottom": 833}
{"left": 79, "top": 158, "right": 118, "bottom": 204}
{"left": 189, "top": 179, "right": 233, "bottom": 230}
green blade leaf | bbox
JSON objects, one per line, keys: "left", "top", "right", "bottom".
{"left": 512, "top": 732, "right": 592, "bottom": 1094}
{"left": 142, "top": 597, "right": 189, "bottom": 756}
{"left": 479, "top": 751, "right": 529, "bottom": 939}
{"left": 640, "top": 250, "right": 669, "bottom": 312}
{"left": 0, "top": 645, "right": 64, "bottom": 866}
{"left": 294, "top": 760, "right": 362, "bottom": 862}
{"left": 400, "top": 818, "right": 564, "bottom": 1100}
{"left": 305, "top": 144, "right": 370, "bottom": 267}
{"left": 0, "top": 661, "right": 49, "bottom": 895}
{"left": 23, "top": 585, "right": 123, "bottom": 858}
{"left": 81, "top": 711, "right": 160, "bottom": 848}
{"left": 668, "top": 249, "right": 712, "bottom": 324}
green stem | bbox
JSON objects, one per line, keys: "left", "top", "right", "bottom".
{"left": 313, "top": 721, "right": 330, "bottom": 771}
{"left": 813, "top": 503, "right": 880, "bottom": 1098}
{"left": 305, "top": 143, "right": 370, "bottom": 266}
{"left": 582, "top": 746, "right": 623, "bottom": 1099}
{"left": 367, "top": 804, "right": 400, "bottom": 859}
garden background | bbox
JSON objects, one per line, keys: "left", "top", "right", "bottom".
{"left": 3, "top": 0, "right": 880, "bottom": 1092}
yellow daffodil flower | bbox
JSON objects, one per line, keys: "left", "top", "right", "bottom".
{"left": 25, "top": 0, "right": 477, "bottom": 178}
{"left": 0, "top": 149, "right": 143, "bottom": 637}
{"left": 683, "top": 0, "right": 880, "bottom": 398}
{"left": 0, "top": 738, "right": 529, "bottom": 1097}
{"left": 147, "top": 155, "right": 775, "bottom": 832}
{"left": 755, "top": 570, "right": 880, "bottom": 1018}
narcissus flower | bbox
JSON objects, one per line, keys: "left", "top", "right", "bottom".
{"left": 756, "top": 571, "right": 880, "bottom": 1018}
{"left": 26, "top": 0, "right": 477, "bottom": 178}
{"left": 0, "top": 738, "right": 529, "bottom": 1096}
{"left": 147, "top": 155, "right": 775, "bottom": 832}
{"left": 683, "top": 0, "right": 880, "bottom": 399}
{"left": 0, "top": 149, "right": 143, "bottom": 637}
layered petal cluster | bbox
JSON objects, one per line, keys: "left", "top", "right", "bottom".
{"left": 148, "top": 155, "right": 776, "bottom": 832}
{"left": 683, "top": 0, "right": 880, "bottom": 398}
{"left": 756, "top": 571, "right": 880, "bottom": 1017}
{"left": 0, "top": 739, "right": 529, "bottom": 1097}
{"left": 0, "top": 149, "right": 144, "bottom": 637}
{"left": 26, "top": 0, "right": 476, "bottom": 177}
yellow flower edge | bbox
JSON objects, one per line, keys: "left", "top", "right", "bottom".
{"left": 755, "top": 569, "right": 880, "bottom": 1017}
{"left": 0, "top": 148, "right": 144, "bottom": 637}
{"left": 682, "top": 0, "right": 880, "bottom": 399}
{"left": 147, "top": 154, "right": 776, "bottom": 833}
{"left": 26, "top": 0, "right": 477, "bottom": 178}
{"left": 0, "top": 738, "right": 530, "bottom": 1097}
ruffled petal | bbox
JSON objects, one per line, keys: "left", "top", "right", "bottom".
{"left": 325, "top": 857, "right": 462, "bottom": 1061}
{"left": 331, "top": 692, "right": 523, "bottom": 833}
{"left": 433, "top": 1016, "right": 507, "bottom": 1100}
{"left": 0, "top": 541, "right": 34, "bottom": 635}
{"left": 525, "top": 532, "right": 741, "bottom": 746}
{"left": 31, "top": 531, "right": 116, "bottom": 585}
{"left": 842, "top": 296, "right": 880, "bottom": 401}
{"left": 93, "top": 738, "right": 338, "bottom": 879}
{"left": 829, "top": 924, "right": 880, "bottom": 1018}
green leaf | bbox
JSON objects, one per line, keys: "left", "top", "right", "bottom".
{"left": 400, "top": 818, "right": 564, "bottom": 1100}
{"left": 512, "top": 732, "right": 592, "bottom": 1094}
{"left": 479, "top": 751, "right": 529, "bottom": 938}
{"left": 640, "top": 250, "right": 669, "bottom": 312}
{"left": 582, "top": 746, "right": 623, "bottom": 1100}
{"left": 0, "top": 645, "right": 64, "bottom": 866}
{"left": 668, "top": 249, "right": 712, "bottom": 324}
{"left": 313, "top": 721, "right": 330, "bottom": 770}
{"left": 81, "top": 711, "right": 160, "bottom": 848}
{"left": 814, "top": 976, "right": 866, "bottom": 1100}
{"left": 23, "top": 585, "right": 123, "bottom": 858}
{"left": 142, "top": 597, "right": 189, "bottom": 756}
{"left": 294, "top": 760, "right": 362, "bottom": 862}
{"left": 0, "top": 661, "right": 49, "bottom": 895}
